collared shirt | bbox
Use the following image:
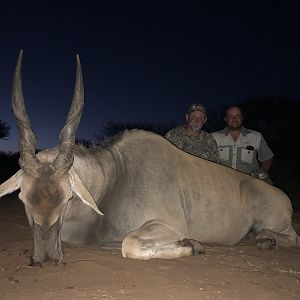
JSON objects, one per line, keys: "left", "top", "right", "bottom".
{"left": 165, "top": 126, "right": 219, "bottom": 162}
{"left": 211, "top": 127, "right": 274, "bottom": 174}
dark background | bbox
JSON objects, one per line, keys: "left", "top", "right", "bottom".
{"left": 1, "top": 1, "right": 300, "bottom": 150}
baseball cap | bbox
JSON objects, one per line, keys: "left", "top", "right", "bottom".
{"left": 187, "top": 103, "right": 207, "bottom": 115}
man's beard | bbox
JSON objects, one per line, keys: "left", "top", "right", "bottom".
{"left": 191, "top": 125, "right": 201, "bottom": 132}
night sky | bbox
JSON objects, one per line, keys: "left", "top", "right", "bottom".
{"left": 1, "top": 1, "right": 300, "bottom": 152}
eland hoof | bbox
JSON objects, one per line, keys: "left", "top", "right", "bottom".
{"left": 179, "top": 238, "right": 205, "bottom": 255}
{"left": 256, "top": 238, "right": 276, "bottom": 250}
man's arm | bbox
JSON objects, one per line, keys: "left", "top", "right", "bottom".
{"left": 257, "top": 133, "right": 273, "bottom": 173}
{"left": 207, "top": 134, "right": 220, "bottom": 163}
{"left": 165, "top": 128, "right": 184, "bottom": 150}
{"left": 260, "top": 158, "right": 273, "bottom": 173}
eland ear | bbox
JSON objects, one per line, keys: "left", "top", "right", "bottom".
{"left": 0, "top": 170, "right": 23, "bottom": 198}
{"left": 68, "top": 166, "right": 104, "bottom": 215}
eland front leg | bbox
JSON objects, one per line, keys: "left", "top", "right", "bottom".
{"left": 122, "top": 219, "right": 204, "bottom": 260}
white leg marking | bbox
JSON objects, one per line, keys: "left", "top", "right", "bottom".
{"left": 122, "top": 220, "right": 198, "bottom": 260}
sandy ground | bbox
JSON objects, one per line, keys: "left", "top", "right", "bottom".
{"left": 1, "top": 193, "right": 300, "bottom": 300}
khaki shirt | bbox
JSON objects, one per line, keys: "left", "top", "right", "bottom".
{"left": 165, "top": 126, "right": 219, "bottom": 162}
{"left": 212, "top": 127, "right": 274, "bottom": 174}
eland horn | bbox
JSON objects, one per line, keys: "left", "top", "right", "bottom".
{"left": 52, "top": 54, "right": 84, "bottom": 174}
{"left": 12, "top": 50, "right": 84, "bottom": 176}
{"left": 12, "top": 49, "right": 40, "bottom": 174}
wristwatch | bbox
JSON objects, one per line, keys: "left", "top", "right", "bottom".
{"left": 258, "top": 172, "right": 268, "bottom": 180}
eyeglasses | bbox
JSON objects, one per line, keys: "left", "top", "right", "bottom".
{"left": 226, "top": 115, "right": 242, "bottom": 120}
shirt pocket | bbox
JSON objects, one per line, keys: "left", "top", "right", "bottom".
{"left": 241, "top": 148, "right": 254, "bottom": 164}
{"left": 218, "top": 146, "right": 229, "bottom": 161}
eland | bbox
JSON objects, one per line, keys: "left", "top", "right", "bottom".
{"left": 0, "top": 51, "right": 299, "bottom": 265}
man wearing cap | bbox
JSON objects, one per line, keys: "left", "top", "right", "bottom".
{"left": 165, "top": 103, "right": 219, "bottom": 162}
{"left": 212, "top": 105, "right": 274, "bottom": 183}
